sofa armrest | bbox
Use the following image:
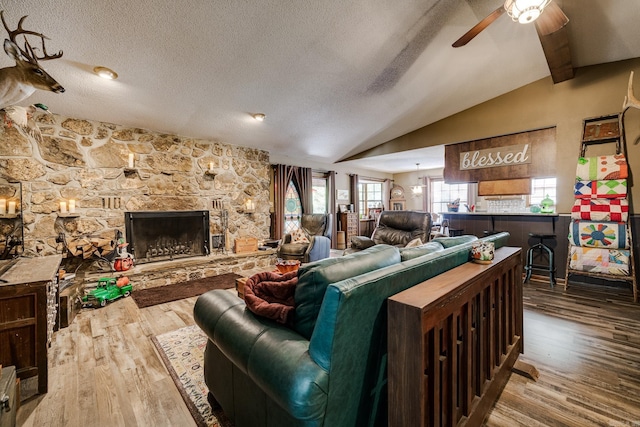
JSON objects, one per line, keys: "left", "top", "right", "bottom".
{"left": 194, "top": 289, "right": 329, "bottom": 419}
{"left": 306, "top": 235, "right": 331, "bottom": 262}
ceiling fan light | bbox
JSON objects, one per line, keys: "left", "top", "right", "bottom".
{"left": 504, "top": 0, "right": 550, "bottom": 24}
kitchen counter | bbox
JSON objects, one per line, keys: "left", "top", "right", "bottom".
{"left": 441, "top": 211, "right": 560, "bottom": 217}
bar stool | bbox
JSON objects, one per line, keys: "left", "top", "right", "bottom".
{"left": 524, "top": 233, "right": 556, "bottom": 287}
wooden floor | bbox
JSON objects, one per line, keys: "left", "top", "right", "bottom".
{"left": 17, "top": 279, "right": 640, "bottom": 427}
{"left": 486, "top": 279, "right": 640, "bottom": 427}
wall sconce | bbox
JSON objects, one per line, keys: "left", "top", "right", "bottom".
{"left": 58, "top": 199, "right": 80, "bottom": 218}
{"left": 243, "top": 198, "right": 256, "bottom": 214}
{"left": 205, "top": 162, "right": 216, "bottom": 176}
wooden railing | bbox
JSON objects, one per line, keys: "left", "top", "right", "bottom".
{"left": 388, "top": 247, "right": 523, "bottom": 427}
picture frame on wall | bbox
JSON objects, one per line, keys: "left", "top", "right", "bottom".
{"left": 337, "top": 189, "right": 349, "bottom": 201}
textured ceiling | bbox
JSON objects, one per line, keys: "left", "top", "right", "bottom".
{"left": 2, "top": 0, "right": 640, "bottom": 173}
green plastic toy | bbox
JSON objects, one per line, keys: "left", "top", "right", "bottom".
{"left": 82, "top": 277, "right": 133, "bottom": 308}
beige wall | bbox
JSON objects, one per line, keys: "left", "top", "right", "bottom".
{"left": 351, "top": 58, "right": 640, "bottom": 213}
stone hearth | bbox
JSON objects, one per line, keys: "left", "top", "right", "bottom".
{"left": 81, "top": 249, "right": 277, "bottom": 290}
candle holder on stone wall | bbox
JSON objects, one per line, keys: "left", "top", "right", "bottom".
{"left": 57, "top": 213, "right": 80, "bottom": 218}
{"left": 124, "top": 167, "right": 138, "bottom": 177}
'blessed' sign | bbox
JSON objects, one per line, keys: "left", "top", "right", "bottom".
{"left": 460, "top": 144, "right": 531, "bottom": 170}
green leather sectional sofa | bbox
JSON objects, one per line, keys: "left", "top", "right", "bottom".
{"left": 194, "top": 232, "right": 511, "bottom": 427}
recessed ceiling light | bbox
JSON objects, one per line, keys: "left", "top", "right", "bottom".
{"left": 93, "top": 66, "right": 118, "bottom": 80}
{"left": 252, "top": 113, "right": 266, "bottom": 122}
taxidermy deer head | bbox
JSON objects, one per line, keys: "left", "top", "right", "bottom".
{"left": 0, "top": 10, "right": 64, "bottom": 109}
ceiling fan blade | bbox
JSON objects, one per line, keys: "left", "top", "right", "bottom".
{"left": 452, "top": 6, "right": 505, "bottom": 48}
{"left": 535, "top": 2, "right": 569, "bottom": 36}
{"left": 536, "top": 22, "right": 574, "bottom": 83}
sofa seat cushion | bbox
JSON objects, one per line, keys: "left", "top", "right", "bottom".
{"left": 293, "top": 244, "right": 401, "bottom": 339}
{"left": 194, "top": 290, "right": 329, "bottom": 420}
{"left": 278, "top": 242, "right": 309, "bottom": 257}
{"left": 399, "top": 241, "right": 445, "bottom": 261}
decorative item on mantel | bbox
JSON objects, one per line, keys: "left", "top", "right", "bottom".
{"left": 235, "top": 237, "right": 258, "bottom": 254}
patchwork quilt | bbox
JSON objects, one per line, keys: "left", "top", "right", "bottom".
{"left": 574, "top": 180, "right": 627, "bottom": 199}
{"left": 575, "top": 154, "right": 628, "bottom": 181}
{"left": 569, "top": 246, "right": 630, "bottom": 276}
{"left": 570, "top": 199, "right": 629, "bottom": 222}
{"left": 568, "top": 221, "right": 629, "bottom": 249}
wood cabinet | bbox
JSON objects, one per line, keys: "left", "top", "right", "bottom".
{"left": 388, "top": 247, "right": 523, "bottom": 427}
{"left": 0, "top": 255, "right": 62, "bottom": 395}
{"left": 339, "top": 212, "right": 358, "bottom": 247}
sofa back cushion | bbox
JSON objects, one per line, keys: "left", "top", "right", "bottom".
{"left": 432, "top": 234, "right": 478, "bottom": 248}
{"left": 399, "top": 241, "right": 445, "bottom": 261}
{"left": 293, "top": 244, "right": 401, "bottom": 339}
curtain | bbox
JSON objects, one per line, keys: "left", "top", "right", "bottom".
{"left": 349, "top": 174, "right": 360, "bottom": 234}
{"left": 272, "top": 164, "right": 313, "bottom": 238}
{"left": 297, "top": 167, "right": 313, "bottom": 214}
{"left": 421, "top": 176, "right": 429, "bottom": 212}
{"left": 382, "top": 178, "right": 391, "bottom": 211}
{"left": 329, "top": 171, "right": 336, "bottom": 247}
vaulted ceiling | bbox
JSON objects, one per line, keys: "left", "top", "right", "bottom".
{"left": 4, "top": 0, "right": 640, "bottom": 173}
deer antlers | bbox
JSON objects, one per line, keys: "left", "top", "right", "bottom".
{"left": 622, "top": 71, "right": 640, "bottom": 112}
{"left": 0, "top": 10, "right": 63, "bottom": 64}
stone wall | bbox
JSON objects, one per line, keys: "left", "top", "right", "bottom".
{"left": 0, "top": 113, "right": 271, "bottom": 257}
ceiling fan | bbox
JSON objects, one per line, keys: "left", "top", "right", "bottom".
{"left": 453, "top": 0, "right": 574, "bottom": 84}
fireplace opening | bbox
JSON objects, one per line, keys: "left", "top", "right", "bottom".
{"left": 124, "top": 211, "right": 210, "bottom": 264}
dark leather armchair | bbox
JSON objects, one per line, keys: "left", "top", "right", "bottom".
{"left": 347, "top": 210, "right": 431, "bottom": 253}
{"left": 277, "top": 213, "right": 332, "bottom": 263}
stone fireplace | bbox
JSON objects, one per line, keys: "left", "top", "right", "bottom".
{"left": 124, "top": 211, "right": 210, "bottom": 264}
{"left": 0, "top": 112, "right": 271, "bottom": 260}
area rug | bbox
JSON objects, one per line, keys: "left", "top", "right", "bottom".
{"left": 152, "top": 325, "right": 233, "bottom": 427}
{"left": 132, "top": 273, "right": 241, "bottom": 308}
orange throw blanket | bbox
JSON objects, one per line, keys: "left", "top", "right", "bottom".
{"left": 244, "top": 270, "right": 298, "bottom": 325}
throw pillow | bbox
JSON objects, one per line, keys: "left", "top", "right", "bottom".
{"left": 405, "top": 237, "right": 423, "bottom": 248}
{"left": 350, "top": 236, "right": 376, "bottom": 250}
{"left": 292, "top": 228, "right": 309, "bottom": 243}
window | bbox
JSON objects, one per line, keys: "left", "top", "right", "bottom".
{"left": 430, "top": 179, "right": 469, "bottom": 213}
{"left": 284, "top": 181, "right": 302, "bottom": 233}
{"left": 358, "top": 181, "right": 383, "bottom": 218}
{"left": 529, "top": 177, "right": 557, "bottom": 206}
{"left": 312, "top": 176, "right": 328, "bottom": 214}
